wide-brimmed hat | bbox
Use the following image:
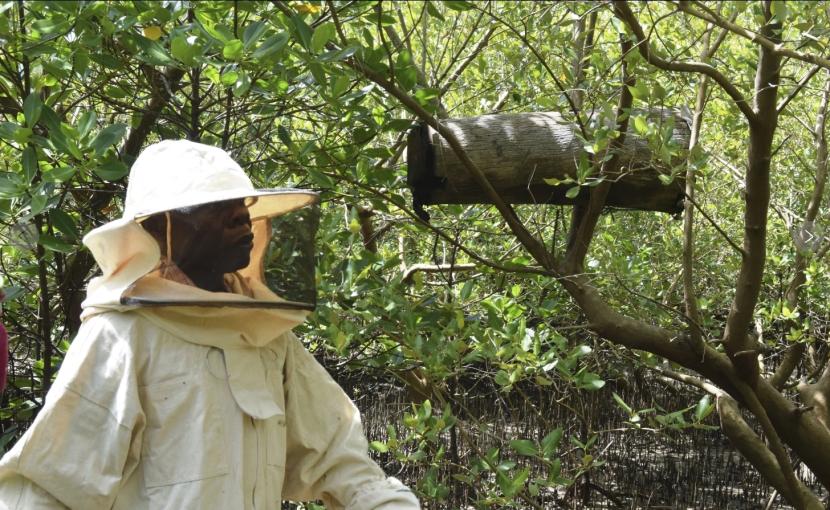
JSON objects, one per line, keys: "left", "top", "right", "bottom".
{"left": 124, "top": 139, "right": 316, "bottom": 220}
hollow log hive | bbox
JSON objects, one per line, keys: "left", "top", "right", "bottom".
{"left": 407, "top": 109, "right": 691, "bottom": 216}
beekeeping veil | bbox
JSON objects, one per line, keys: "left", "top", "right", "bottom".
{"left": 82, "top": 139, "right": 319, "bottom": 313}
{"left": 80, "top": 139, "right": 319, "bottom": 418}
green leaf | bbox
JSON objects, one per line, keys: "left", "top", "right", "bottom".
{"left": 331, "top": 74, "right": 350, "bottom": 97}
{"left": 203, "top": 66, "right": 221, "bottom": 84}
{"left": 694, "top": 394, "right": 713, "bottom": 422}
{"left": 233, "top": 71, "right": 252, "bottom": 97}
{"left": 425, "top": 2, "right": 446, "bottom": 22}
{"left": 633, "top": 115, "right": 648, "bottom": 134}
{"left": 460, "top": 279, "right": 474, "bottom": 300}
{"left": 23, "top": 93, "right": 43, "bottom": 128}
{"left": 652, "top": 82, "right": 667, "bottom": 100}
{"left": 311, "top": 23, "right": 335, "bottom": 53}
{"left": 48, "top": 128, "right": 83, "bottom": 159}
{"left": 31, "top": 15, "right": 71, "bottom": 35}
{"left": 13, "top": 126, "right": 32, "bottom": 144}
{"left": 291, "top": 15, "right": 313, "bottom": 49}
{"left": 29, "top": 193, "right": 48, "bottom": 215}
{"left": 38, "top": 234, "right": 74, "bottom": 253}
{"left": 221, "top": 70, "right": 239, "bottom": 86}
{"left": 309, "top": 62, "right": 326, "bottom": 86}
{"left": 171, "top": 35, "right": 199, "bottom": 66}
{"left": 223, "top": 39, "right": 244, "bottom": 60}
{"left": 541, "top": 428, "right": 562, "bottom": 456}
{"left": 509, "top": 468, "right": 530, "bottom": 496}
{"left": 90, "top": 124, "right": 128, "bottom": 156}
{"left": 22, "top": 146, "right": 38, "bottom": 183}
{"left": 45, "top": 165, "right": 75, "bottom": 182}
{"left": 395, "top": 51, "right": 418, "bottom": 90}
{"left": 509, "top": 439, "right": 538, "bottom": 456}
{"left": 195, "top": 10, "right": 229, "bottom": 43}
{"left": 494, "top": 370, "right": 511, "bottom": 387}
{"left": 628, "top": 82, "right": 648, "bottom": 101}
{"left": 77, "top": 110, "right": 97, "bottom": 139}
{"left": 565, "top": 186, "right": 580, "bottom": 199}
{"left": 414, "top": 87, "right": 440, "bottom": 109}
{"left": 242, "top": 21, "right": 267, "bottom": 50}
{"left": 94, "top": 160, "right": 129, "bottom": 181}
{"left": 277, "top": 125, "right": 293, "bottom": 149}
{"left": 90, "top": 53, "right": 122, "bottom": 69}
{"left": 133, "top": 35, "right": 174, "bottom": 66}
{"left": 0, "top": 174, "right": 21, "bottom": 198}
{"left": 570, "top": 344, "right": 592, "bottom": 358}
{"left": 369, "top": 440, "right": 389, "bottom": 453}
{"left": 49, "top": 209, "right": 79, "bottom": 240}
{"left": 383, "top": 118, "right": 414, "bottom": 132}
{"left": 39, "top": 105, "right": 61, "bottom": 134}
{"left": 104, "top": 86, "right": 128, "bottom": 99}
{"left": 444, "top": 0, "right": 473, "bottom": 11}
{"left": 0, "top": 121, "right": 18, "bottom": 140}
{"left": 319, "top": 44, "right": 358, "bottom": 62}
{"left": 376, "top": 13, "right": 396, "bottom": 26}
{"left": 770, "top": 0, "right": 787, "bottom": 21}
{"left": 612, "top": 392, "right": 633, "bottom": 415}
{"left": 252, "top": 32, "right": 289, "bottom": 59}
{"left": 658, "top": 173, "right": 674, "bottom": 185}
{"left": 578, "top": 372, "right": 605, "bottom": 391}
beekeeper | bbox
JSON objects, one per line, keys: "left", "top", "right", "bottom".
{"left": 0, "top": 140, "right": 420, "bottom": 510}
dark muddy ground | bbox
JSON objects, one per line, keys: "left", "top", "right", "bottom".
{"left": 345, "top": 367, "right": 828, "bottom": 510}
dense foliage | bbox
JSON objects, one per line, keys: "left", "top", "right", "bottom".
{"left": 2, "top": 1, "right": 830, "bottom": 508}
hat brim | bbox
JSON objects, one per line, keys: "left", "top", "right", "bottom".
{"left": 133, "top": 188, "right": 319, "bottom": 221}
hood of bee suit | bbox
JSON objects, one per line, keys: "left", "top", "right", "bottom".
{"left": 79, "top": 139, "right": 319, "bottom": 419}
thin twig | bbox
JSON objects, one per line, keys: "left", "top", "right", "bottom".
{"left": 684, "top": 192, "right": 747, "bottom": 257}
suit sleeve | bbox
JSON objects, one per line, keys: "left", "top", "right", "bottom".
{"left": 0, "top": 314, "right": 145, "bottom": 510}
{"left": 281, "top": 333, "right": 420, "bottom": 510}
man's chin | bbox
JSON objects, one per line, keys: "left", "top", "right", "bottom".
{"left": 227, "top": 253, "right": 251, "bottom": 273}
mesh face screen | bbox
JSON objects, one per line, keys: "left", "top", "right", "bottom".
{"left": 133, "top": 195, "right": 320, "bottom": 310}
{"left": 261, "top": 206, "right": 320, "bottom": 308}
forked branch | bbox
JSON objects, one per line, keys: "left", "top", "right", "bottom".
{"left": 613, "top": 1, "right": 757, "bottom": 123}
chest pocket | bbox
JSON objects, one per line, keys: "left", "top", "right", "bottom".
{"left": 139, "top": 368, "right": 229, "bottom": 488}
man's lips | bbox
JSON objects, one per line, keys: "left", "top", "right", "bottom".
{"left": 236, "top": 233, "right": 254, "bottom": 249}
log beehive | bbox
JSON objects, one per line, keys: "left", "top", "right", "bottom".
{"left": 407, "top": 110, "right": 690, "bottom": 217}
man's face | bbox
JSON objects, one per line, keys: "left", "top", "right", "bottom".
{"left": 172, "top": 199, "right": 254, "bottom": 274}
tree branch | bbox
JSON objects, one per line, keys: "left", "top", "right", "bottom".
{"left": 718, "top": 396, "right": 824, "bottom": 509}
{"left": 682, "top": 74, "right": 709, "bottom": 344}
{"left": 570, "top": 10, "right": 598, "bottom": 111}
{"left": 613, "top": 0, "right": 757, "bottom": 123}
{"left": 684, "top": 192, "right": 746, "bottom": 257}
{"left": 652, "top": 364, "right": 726, "bottom": 396}
{"left": 564, "top": 34, "right": 634, "bottom": 273}
{"left": 438, "top": 25, "right": 497, "bottom": 96}
{"left": 681, "top": 7, "right": 741, "bottom": 344}
{"left": 770, "top": 70, "right": 830, "bottom": 389}
{"left": 777, "top": 64, "right": 821, "bottom": 115}
{"left": 722, "top": 4, "right": 780, "bottom": 383}
{"left": 401, "top": 263, "right": 476, "bottom": 284}
{"left": 678, "top": 1, "right": 830, "bottom": 73}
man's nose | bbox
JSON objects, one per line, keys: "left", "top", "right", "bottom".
{"left": 230, "top": 207, "right": 251, "bottom": 228}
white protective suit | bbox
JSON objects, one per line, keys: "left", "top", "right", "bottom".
{"left": 0, "top": 140, "right": 420, "bottom": 510}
